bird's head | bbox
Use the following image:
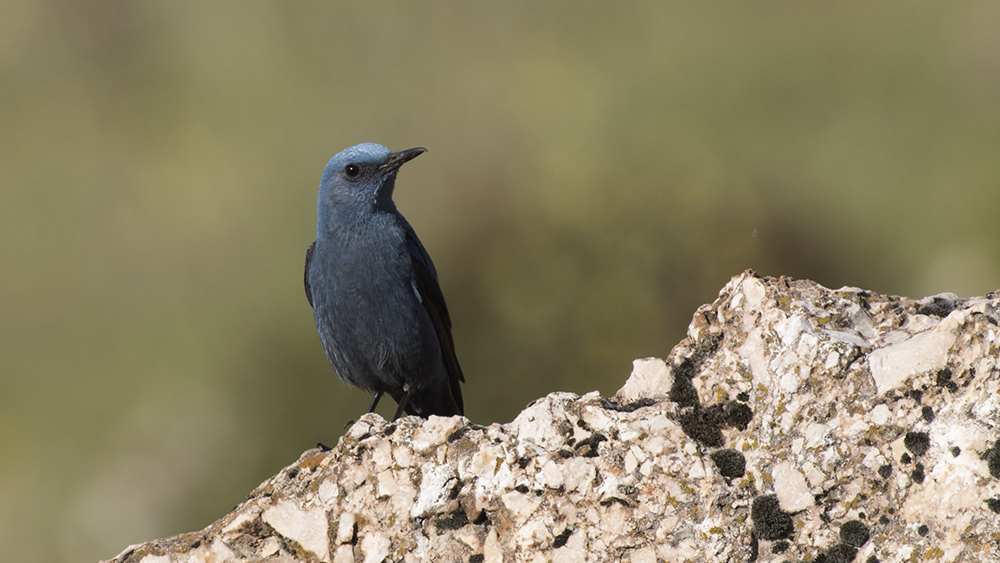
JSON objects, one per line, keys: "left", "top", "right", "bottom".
{"left": 317, "top": 143, "right": 426, "bottom": 221}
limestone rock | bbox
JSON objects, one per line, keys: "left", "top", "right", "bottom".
{"left": 102, "top": 271, "right": 1000, "bottom": 563}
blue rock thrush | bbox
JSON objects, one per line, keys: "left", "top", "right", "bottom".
{"left": 305, "top": 143, "right": 464, "bottom": 420}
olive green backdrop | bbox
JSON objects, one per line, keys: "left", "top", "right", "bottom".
{"left": 2, "top": 3, "right": 999, "bottom": 561}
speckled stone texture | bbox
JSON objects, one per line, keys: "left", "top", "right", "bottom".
{"left": 102, "top": 271, "right": 1000, "bottom": 563}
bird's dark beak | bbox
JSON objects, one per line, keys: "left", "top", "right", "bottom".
{"left": 381, "top": 147, "right": 427, "bottom": 173}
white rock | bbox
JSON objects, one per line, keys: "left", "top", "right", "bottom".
{"left": 411, "top": 416, "right": 462, "bottom": 454}
{"left": 772, "top": 462, "right": 814, "bottom": 512}
{"left": 630, "top": 546, "right": 656, "bottom": 563}
{"left": 411, "top": 464, "right": 458, "bottom": 518}
{"left": 483, "top": 529, "right": 503, "bottom": 563}
{"left": 500, "top": 490, "right": 542, "bottom": 520}
{"left": 870, "top": 404, "right": 891, "bottom": 425}
{"left": 336, "top": 513, "right": 356, "bottom": 544}
{"left": 359, "top": 532, "right": 391, "bottom": 563}
{"left": 262, "top": 501, "right": 329, "bottom": 561}
{"left": 333, "top": 545, "right": 354, "bottom": 563}
{"left": 618, "top": 357, "right": 671, "bottom": 401}
{"left": 869, "top": 324, "right": 956, "bottom": 395}
{"left": 376, "top": 470, "right": 398, "bottom": 498}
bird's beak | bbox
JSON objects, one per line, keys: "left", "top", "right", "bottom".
{"left": 380, "top": 147, "right": 427, "bottom": 173}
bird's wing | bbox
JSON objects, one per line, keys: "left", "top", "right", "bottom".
{"left": 304, "top": 241, "right": 316, "bottom": 308}
{"left": 405, "top": 229, "right": 466, "bottom": 410}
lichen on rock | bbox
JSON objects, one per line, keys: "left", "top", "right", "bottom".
{"left": 102, "top": 271, "right": 1000, "bottom": 563}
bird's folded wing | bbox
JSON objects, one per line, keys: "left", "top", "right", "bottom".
{"left": 405, "top": 230, "right": 466, "bottom": 407}
{"left": 304, "top": 241, "right": 316, "bottom": 308}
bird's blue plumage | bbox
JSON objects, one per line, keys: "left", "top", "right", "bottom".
{"left": 305, "top": 143, "right": 464, "bottom": 419}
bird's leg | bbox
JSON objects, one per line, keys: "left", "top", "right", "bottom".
{"left": 344, "top": 391, "right": 385, "bottom": 428}
{"left": 367, "top": 391, "right": 384, "bottom": 413}
{"left": 392, "top": 384, "right": 415, "bottom": 421}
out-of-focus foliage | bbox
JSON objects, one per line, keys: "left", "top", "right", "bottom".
{"left": 2, "top": 2, "right": 998, "bottom": 561}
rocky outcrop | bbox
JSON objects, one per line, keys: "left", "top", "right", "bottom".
{"left": 102, "top": 271, "right": 1000, "bottom": 563}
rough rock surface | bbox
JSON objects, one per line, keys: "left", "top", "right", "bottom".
{"left": 102, "top": 271, "right": 1000, "bottom": 563}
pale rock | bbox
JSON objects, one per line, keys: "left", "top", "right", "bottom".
{"left": 536, "top": 459, "right": 564, "bottom": 489}
{"left": 336, "top": 513, "right": 355, "bottom": 544}
{"left": 869, "top": 324, "right": 956, "bottom": 395}
{"left": 870, "top": 404, "right": 891, "bottom": 425}
{"left": 317, "top": 478, "right": 339, "bottom": 506}
{"left": 333, "top": 545, "right": 353, "bottom": 563}
{"left": 359, "top": 532, "right": 390, "bottom": 563}
{"left": 500, "top": 490, "right": 542, "bottom": 521}
{"left": 262, "top": 501, "right": 329, "bottom": 561}
{"left": 617, "top": 357, "right": 671, "bottom": 401}
{"left": 371, "top": 440, "right": 393, "bottom": 469}
{"left": 411, "top": 464, "right": 458, "bottom": 518}
{"left": 411, "top": 415, "right": 462, "bottom": 454}
{"left": 208, "top": 540, "right": 234, "bottom": 562}
{"left": 773, "top": 462, "right": 814, "bottom": 512}
{"left": 551, "top": 529, "right": 587, "bottom": 563}
{"left": 483, "top": 529, "right": 502, "bottom": 563}
{"left": 375, "top": 469, "right": 398, "bottom": 498}
{"left": 259, "top": 537, "right": 280, "bottom": 558}
{"left": 630, "top": 546, "right": 656, "bottom": 563}
{"left": 561, "top": 457, "right": 596, "bottom": 493}
{"left": 101, "top": 272, "right": 1000, "bottom": 563}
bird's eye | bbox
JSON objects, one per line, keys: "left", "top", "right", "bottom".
{"left": 344, "top": 164, "right": 361, "bottom": 178}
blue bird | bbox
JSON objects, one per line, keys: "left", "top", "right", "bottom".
{"left": 305, "top": 143, "right": 464, "bottom": 420}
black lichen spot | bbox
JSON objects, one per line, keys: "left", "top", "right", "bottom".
{"left": 921, "top": 406, "right": 934, "bottom": 422}
{"left": 918, "top": 524, "right": 929, "bottom": 536}
{"left": 724, "top": 400, "right": 754, "bottom": 430}
{"left": 751, "top": 494, "right": 794, "bottom": 540}
{"left": 737, "top": 391, "right": 750, "bottom": 402}
{"left": 988, "top": 439, "right": 1000, "bottom": 479}
{"left": 878, "top": 515, "right": 890, "bottom": 525}
{"left": 710, "top": 449, "right": 746, "bottom": 479}
{"left": 911, "top": 463, "right": 925, "bottom": 484}
{"left": 552, "top": 528, "right": 572, "bottom": 548}
{"left": 905, "top": 389, "right": 923, "bottom": 402}
{"left": 749, "top": 535, "right": 759, "bottom": 563}
{"left": 825, "top": 543, "right": 858, "bottom": 563}
{"left": 599, "top": 497, "right": 632, "bottom": 507}
{"left": 904, "top": 431, "right": 930, "bottom": 457}
{"left": 435, "top": 511, "right": 469, "bottom": 531}
{"left": 917, "top": 296, "right": 956, "bottom": 317}
{"left": 771, "top": 540, "right": 789, "bottom": 554}
{"left": 900, "top": 452, "right": 912, "bottom": 465}
{"left": 517, "top": 457, "right": 531, "bottom": 469}
{"left": 950, "top": 446, "right": 961, "bottom": 457}
{"left": 600, "top": 396, "right": 660, "bottom": 413}
{"left": 866, "top": 556, "right": 879, "bottom": 563}
{"left": 679, "top": 407, "right": 725, "bottom": 448}
{"left": 877, "top": 464, "right": 892, "bottom": 479}
{"left": 383, "top": 423, "right": 397, "bottom": 436}
{"left": 469, "top": 555, "right": 485, "bottom": 563}
{"left": 986, "top": 498, "right": 1000, "bottom": 514}
{"left": 447, "top": 426, "right": 469, "bottom": 442}
{"left": 574, "top": 432, "right": 607, "bottom": 458}
{"left": 670, "top": 357, "right": 701, "bottom": 407}
{"left": 286, "top": 468, "right": 299, "bottom": 480}
{"left": 514, "top": 484, "right": 529, "bottom": 494}
{"left": 840, "top": 520, "right": 870, "bottom": 547}
{"left": 557, "top": 449, "right": 574, "bottom": 459}
{"left": 935, "top": 368, "right": 959, "bottom": 392}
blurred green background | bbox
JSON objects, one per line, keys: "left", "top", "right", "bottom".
{"left": 2, "top": 3, "right": 999, "bottom": 561}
